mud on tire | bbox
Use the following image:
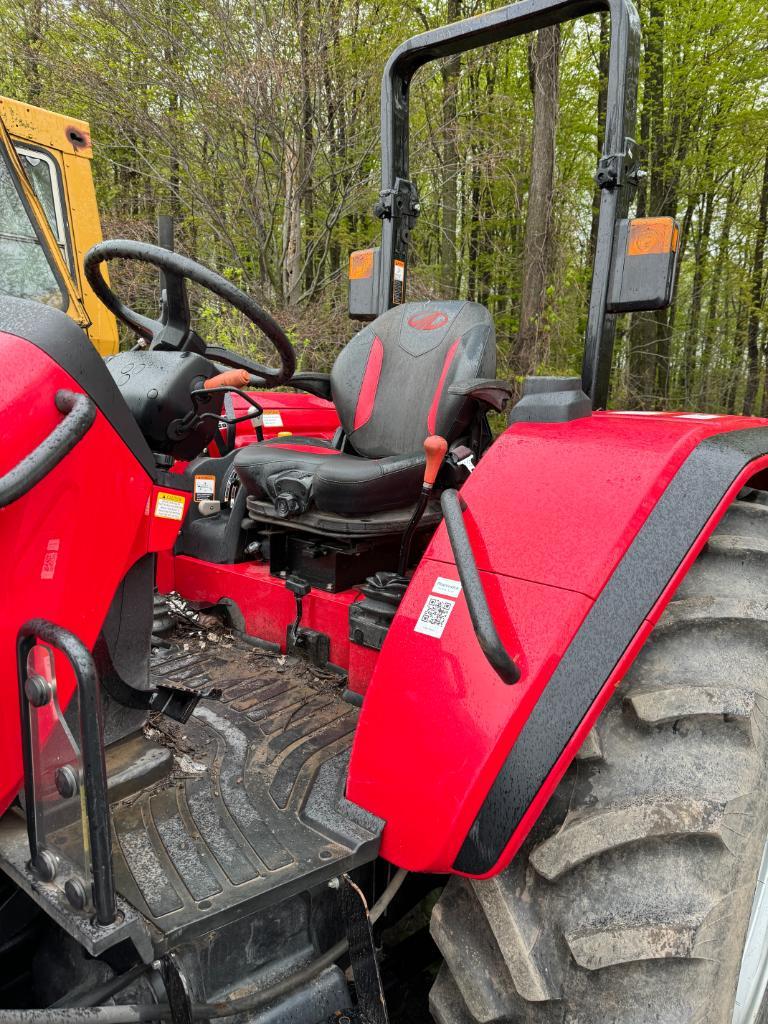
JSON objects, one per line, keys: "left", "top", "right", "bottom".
{"left": 430, "top": 498, "right": 768, "bottom": 1024}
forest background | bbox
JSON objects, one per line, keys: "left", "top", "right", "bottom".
{"left": 3, "top": 0, "right": 768, "bottom": 411}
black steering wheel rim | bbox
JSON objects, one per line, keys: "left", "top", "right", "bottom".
{"left": 83, "top": 239, "right": 296, "bottom": 386}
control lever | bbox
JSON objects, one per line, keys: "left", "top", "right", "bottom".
{"left": 205, "top": 368, "right": 251, "bottom": 390}
{"left": 285, "top": 576, "right": 331, "bottom": 668}
{"left": 177, "top": 384, "right": 265, "bottom": 445}
{"left": 397, "top": 435, "right": 448, "bottom": 576}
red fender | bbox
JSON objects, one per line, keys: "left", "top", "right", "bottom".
{"left": 347, "top": 411, "right": 768, "bottom": 876}
{"left": 0, "top": 330, "right": 187, "bottom": 817}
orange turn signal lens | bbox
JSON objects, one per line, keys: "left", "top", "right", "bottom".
{"left": 627, "top": 217, "right": 680, "bottom": 257}
{"left": 349, "top": 249, "right": 375, "bottom": 280}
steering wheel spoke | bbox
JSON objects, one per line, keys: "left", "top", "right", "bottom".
{"left": 203, "top": 345, "right": 274, "bottom": 384}
{"left": 83, "top": 240, "right": 296, "bottom": 385}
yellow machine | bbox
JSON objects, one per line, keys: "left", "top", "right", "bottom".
{"left": 0, "top": 95, "right": 118, "bottom": 354}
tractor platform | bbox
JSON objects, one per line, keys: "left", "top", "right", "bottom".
{"left": 0, "top": 623, "right": 382, "bottom": 959}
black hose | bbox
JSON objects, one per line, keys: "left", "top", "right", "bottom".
{"left": 51, "top": 963, "right": 152, "bottom": 1009}
{"left": 0, "top": 870, "right": 408, "bottom": 1024}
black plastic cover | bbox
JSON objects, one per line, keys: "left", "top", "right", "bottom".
{"left": 106, "top": 349, "right": 222, "bottom": 459}
{"left": 508, "top": 376, "right": 592, "bottom": 424}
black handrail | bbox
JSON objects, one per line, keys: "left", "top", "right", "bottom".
{"left": 440, "top": 489, "right": 521, "bottom": 685}
{"left": 17, "top": 620, "right": 116, "bottom": 925}
{"left": 0, "top": 389, "right": 95, "bottom": 509}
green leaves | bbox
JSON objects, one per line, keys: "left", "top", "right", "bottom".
{"left": 2, "top": 0, "right": 767, "bottom": 408}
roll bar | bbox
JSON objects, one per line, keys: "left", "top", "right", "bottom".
{"left": 376, "top": 0, "right": 641, "bottom": 409}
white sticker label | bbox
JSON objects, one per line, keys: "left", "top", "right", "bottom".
{"left": 393, "top": 261, "right": 405, "bottom": 282}
{"left": 611, "top": 410, "right": 662, "bottom": 416}
{"left": 155, "top": 491, "right": 186, "bottom": 521}
{"left": 414, "top": 595, "right": 456, "bottom": 638}
{"left": 41, "top": 538, "right": 60, "bottom": 580}
{"left": 433, "top": 577, "right": 462, "bottom": 598}
{"left": 194, "top": 475, "right": 216, "bottom": 501}
{"left": 263, "top": 411, "right": 284, "bottom": 428}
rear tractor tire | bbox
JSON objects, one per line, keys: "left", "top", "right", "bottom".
{"left": 430, "top": 498, "right": 768, "bottom": 1024}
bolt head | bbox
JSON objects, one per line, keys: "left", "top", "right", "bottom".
{"left": 31, "top": 848, "right": 58, "bottom": 882}
{"left": 24, "top": 674, "right": 52, "bottom": 707}
{"left": 55, "top": 765, "right": 79, "bottom": 799}
{"left": 64, "top": 876, "right": 88, "bottom": 911}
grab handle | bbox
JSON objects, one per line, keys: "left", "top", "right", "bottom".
{"left": 440, "top": 489, "right": 521, "bottom": 685}
{"left": 0, "top": 389, "right": 95, "bottom": 509}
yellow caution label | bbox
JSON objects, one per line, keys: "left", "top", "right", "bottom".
{"left": 154, "top": 491, "right": 186, "bottom": 521}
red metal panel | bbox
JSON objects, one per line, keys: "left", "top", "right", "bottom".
{"left": 0, "top": 333, "right": 160, "bottom": 816}
{"left": 347, "top": 411, "right": 768, "bottom": 876}
{"left": 169, "top": 557, "right": 366, "bottom": 674}
{"left": 349, "top": 561, "right": 590, "bottom": 871}
{"left": 426, "top": 411, "right": 759, "bottom": 597}
{"left": 486, "top": 450, "right": 768, "bottom": 879}
{"left": 231, "top": 391, "right": 340, "bottom": 446}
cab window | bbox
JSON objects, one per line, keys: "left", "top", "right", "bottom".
{"left": 0, "top": 147, "right": 67, "bottom": 309}
{"left": 15, "top": 146, "right": 72, "bottom": 271}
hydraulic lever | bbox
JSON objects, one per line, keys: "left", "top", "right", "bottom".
{"left": 397, "top": 435, "right": 447, "bottom": 576}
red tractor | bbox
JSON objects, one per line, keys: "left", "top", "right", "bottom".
{"left": 1, "top": 1, "right": 767, "bottom": 1022}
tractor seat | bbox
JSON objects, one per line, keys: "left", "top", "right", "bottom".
{"left": 234, "top": 300, "right": 497, "bottom": 519}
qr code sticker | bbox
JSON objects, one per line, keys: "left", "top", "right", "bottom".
{"left": 414, "top": 595, "right": 456, "bottom": 638}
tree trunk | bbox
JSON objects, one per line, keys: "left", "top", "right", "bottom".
{"left": 439, "top": 0, "right": 461, "bottom": 295}
{"left": 588, "top": 12, "right": 609, "bottom": 265}
{"left": 282, "top": 138, "right": 303, "bottom": 305}
{"left": 678, "top": 191, "right": 713, "bottom": 402}
{"left": 744, "top": 146, "right": 768, "bottom": 415}
{"left": 295, "top": 0, "right": 314, "bottom": 293}
{"left": 22, "top": 0, "right": 45, "bottom": 105}
{"left": 629, "top": 0, "right": 666, "bottom": 405}
{"left": 515, "top": 25, "right": 561, "bottom": 376}
{"left": 701, "top": 174, "right": 735, "bottom": 408}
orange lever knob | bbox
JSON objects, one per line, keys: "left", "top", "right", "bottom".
{"left": 205, "top": 369, "right": 250, "bottom": 390}
{"left": 423, "top": 434, "right": 448, "bottom": 487}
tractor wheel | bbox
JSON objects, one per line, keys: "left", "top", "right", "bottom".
{"left": 430, "top": 497, "right": 768, "bottom": 1024}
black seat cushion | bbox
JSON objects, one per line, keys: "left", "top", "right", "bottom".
{"left": 234, "top": 300, "right": 495, "bottom": 517}
{"left": 233, "top": 437, "right": 424, "bottom": 517}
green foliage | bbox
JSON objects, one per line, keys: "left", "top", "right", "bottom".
{"left": 2, "top": 0, "right": 768, "bottom": 410}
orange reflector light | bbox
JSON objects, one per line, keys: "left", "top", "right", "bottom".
{"left": 627, "top": 217, "right": 680, "bottom": 257}
{"left": 349, "top": 249, "right": 375, "bottom": 280}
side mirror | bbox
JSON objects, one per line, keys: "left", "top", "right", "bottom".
{"left": 607, "top": 217, "right": 681, "bottom": 313}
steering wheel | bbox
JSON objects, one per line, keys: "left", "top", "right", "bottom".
{"left": 83, "top": 240, "right": 296, "bottom": 386}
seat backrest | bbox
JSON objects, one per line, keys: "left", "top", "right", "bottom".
{"left": 330, "top": 300, "right": 495, "bottom": 458}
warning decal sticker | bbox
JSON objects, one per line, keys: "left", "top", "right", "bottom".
{"left": 193, "top": 475, "right": 216, "bottom": 501}
{"left": 263, "top": 411, "right": 284, "bottom": 428}
{"left": 154, "top": 491, "right": 186, "bottom": 521}
{"left": 414, "top": 594, "right": 456, "bottom": 639}
{"left": 392, "top": 259, "right": 406, "bottom": 305}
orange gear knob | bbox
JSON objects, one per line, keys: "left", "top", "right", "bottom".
{"left": 204, "top": 369, "right": 250, "bottom": 390}
{"left": 423, "top": 434, "right": 448, "bottom": 487}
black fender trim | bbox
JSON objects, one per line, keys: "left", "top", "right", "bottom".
{"left": 454, "top": 426, "right": 768, "bottom": 875}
